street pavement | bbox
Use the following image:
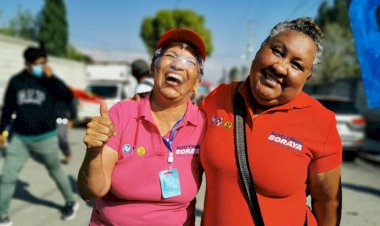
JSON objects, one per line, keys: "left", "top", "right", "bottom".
{"left": 0, "top": 128, "right": 205, "bottom": 226}
{"left": 0, "top": 128, "right": 379, "bottom": 226}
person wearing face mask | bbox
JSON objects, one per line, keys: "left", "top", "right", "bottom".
{"left": 77, "top": 28, "right": 207, "bottom": 226}
{"left": 0, "top": 47, "right": 80, "bottom": 226}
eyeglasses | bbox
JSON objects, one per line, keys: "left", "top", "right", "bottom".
{"left": 162, "top": 51, "right": 197, "bottom": 70}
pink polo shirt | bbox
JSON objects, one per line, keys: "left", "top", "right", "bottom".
{"left": 90, "top": 95, "right": 206, "bottom": 226}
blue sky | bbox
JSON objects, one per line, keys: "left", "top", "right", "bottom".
{"left": 0, "top": 0, "right": 331, "bottom": 82}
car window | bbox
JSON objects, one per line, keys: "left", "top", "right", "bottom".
{"left": 86, "top": 85, "right": 118, "bottom": 98}
{"left": 121, "top": 89, "right": 127, "bottom": 99}
{"left": 318, "top": 100, "right": 358, "bottom": 114}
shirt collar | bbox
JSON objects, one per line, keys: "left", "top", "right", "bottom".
{"left": 136, "top": 93, "right": 200, "bottom": 126}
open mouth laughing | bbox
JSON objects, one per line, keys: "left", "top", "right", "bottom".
{"left": 165, "top": 72, "right": 184, "bottom": 86}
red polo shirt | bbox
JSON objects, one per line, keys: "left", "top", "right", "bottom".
{"left": 199, "top": 81, "right": 342, "bottom": 226}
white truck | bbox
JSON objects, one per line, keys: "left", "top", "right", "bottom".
{"left": 76, "top": 63, "right": 137, "bottom": 123}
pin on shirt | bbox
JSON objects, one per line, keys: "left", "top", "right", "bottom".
{"left": 137, "top": 146, "right": 146, "bottom": 156}
{"left": 224, "top": 121, "right": 232, "bottom": 129}
{"left": 211, "top": 115, "right": 217, "bottom": 124}
{"left": 216, "top": 117, "right": 224, "bottom": 126}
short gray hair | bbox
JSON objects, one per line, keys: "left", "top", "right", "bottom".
{"left": 264, "top": 17, "right": 324, "bottom": 71}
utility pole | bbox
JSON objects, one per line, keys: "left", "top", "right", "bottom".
{"left": 243, "top": 20, "right": 254, "bottom": 80}
{"left": 246, "top": 20, "right": 254, "bottom": 63}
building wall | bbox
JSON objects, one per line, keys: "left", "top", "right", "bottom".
{"left": 0, "top": 34, "right": 87, "bottom": 106}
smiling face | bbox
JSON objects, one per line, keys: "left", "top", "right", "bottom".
{"left": 152, "top": 43, "right": 200, "bottom": 104}
{"left": 249, "top": 30, "right": 317, "bottom": 109}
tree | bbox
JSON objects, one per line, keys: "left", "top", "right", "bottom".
{"left": 8, "top": 6, "right": 38, "bottom": 40}
{"left": 140, "top": 9, "right": 213, "bottom": 57}
{"left": 310, "top": 24, "right": 361, "bottom": 84}
{"left": 316, "top": 0, "right": 351, "bottom": 30}
{"left": 66, "top": 45, "right": 93, "bottom": 63}
{"left": 312, "top": 0, "right": 360, "bottom": 83}
{"left": 38, "top": 0, "right": 68, "bottom": 57}
{"left": 229, "top": 66, "right": 239, "bottom": 82}
{"left": 0, "top": 7, "right": 37, "bottom": 39}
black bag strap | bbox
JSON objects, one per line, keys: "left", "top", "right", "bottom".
{"left": 233, "top": 83, "right": 265, "bottom": 226}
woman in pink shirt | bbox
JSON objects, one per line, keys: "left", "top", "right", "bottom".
{"left": 78, "top": 29, "right": 207, "bottom": 226}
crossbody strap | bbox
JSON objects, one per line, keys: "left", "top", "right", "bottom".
{"left": 233, "top": 83, "right": 265, "bottom": 226}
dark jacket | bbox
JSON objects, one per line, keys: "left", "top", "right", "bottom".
{"left": 0, "top": 69, "right": 73, "bottom": 135}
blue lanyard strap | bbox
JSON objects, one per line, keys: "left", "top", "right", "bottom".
{"left": 162, "top": 115, "right": 184, "bottom": 164}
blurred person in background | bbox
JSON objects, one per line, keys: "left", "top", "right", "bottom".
{"left": 78, "top": 28, "right": 206, "bottom": 225}
{"left": 0, "top": 47, "right": 80, "bottom": 226}
{"left": 56, "top": 98, "right": 77, "bottom": 164}
{"left": 131, "top": 58, "right": 154, "bottom": 96}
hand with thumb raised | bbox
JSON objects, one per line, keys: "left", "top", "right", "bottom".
{"left": 100, "top": 100, "right": 109, "bottom": 117}
{"left": 83, "top": 101, "right": 116, "bottom": 149}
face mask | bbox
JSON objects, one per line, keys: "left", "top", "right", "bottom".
{"left": 31, "top": 65, "right": 44, "bottom": 78}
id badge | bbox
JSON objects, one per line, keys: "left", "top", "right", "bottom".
{"left": 159, "top": 169, "right": 181, "bottom": 198}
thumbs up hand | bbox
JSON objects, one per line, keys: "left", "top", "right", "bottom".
{"left": 83, "top": 101, "right": 116, "bottom": 150}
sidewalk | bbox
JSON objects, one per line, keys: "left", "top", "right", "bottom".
{"left": 0, "top": 128, "right": 205, "bottom": 226}
{"left": 0, "top": 129, "right": 92, "bottom": 226}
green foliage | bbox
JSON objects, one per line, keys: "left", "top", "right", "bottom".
{"left": 312, "top": 0, "right": 360, "bottom": 83}
{"left": 0, "top": 7, "right": 38, "bottom": 40}
{"left": 38, "top": 0, "right": 68, "bottom": 57}
{"left": 8, "top": 6, "right": 38, "bottom": 40}
{"left": 229, "top": 66, "right": 239, "bottom": 81}
{"left": 66, "top": 45, "right": 93, "bottom": 63}
{"left": 0, "top": 28, "right": 13, "bottom": 36}
{"left": 1, "top": 4, "right": 89, "bottom": 63}
{"left": 311, "top": 24, "right": 360, "bottom": 83}
{"left": 316, "top": 0, "right": 351, "bottom": 30}
{"left": 140, "top": 9, "right": 213, "bottom": 57}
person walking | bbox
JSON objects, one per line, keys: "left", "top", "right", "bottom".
{"left": 56, "top": 99, "right": 77, "bottom": 164}
{"left": 0, "top": 47, "right": 80, "bottom": 226}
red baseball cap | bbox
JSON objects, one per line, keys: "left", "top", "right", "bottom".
{"left": 157, "top": 28, "right": 206, "bottom": 61}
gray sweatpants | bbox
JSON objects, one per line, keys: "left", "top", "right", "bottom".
{"left": 0, "top": 135, "right": 75, "bottom": 218}
{"left": 57, "top": 123, "right": 71, "bottom": 157}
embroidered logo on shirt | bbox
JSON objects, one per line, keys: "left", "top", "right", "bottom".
{"left": 122, "top": 144, "right": 132, "bottom": 154}
{"left": 175, "top": 145, "right": 200, "bottom": 156}
{"left": 137, "top": 146, "right": 146, "bottom": 156}
{"left": 268, "top": 132, "right": 303, "bottom": 151}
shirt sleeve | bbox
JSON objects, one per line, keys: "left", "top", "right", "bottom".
{"left": 41, "top": 75, "right": 73, "bottom": 104}
{"left": 309, "top": 115, "right": 343, "bottom": 173}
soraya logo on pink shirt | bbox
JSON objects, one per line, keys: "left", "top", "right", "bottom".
{"left": 175, "top": 145, "right": 200, "bottom": 156}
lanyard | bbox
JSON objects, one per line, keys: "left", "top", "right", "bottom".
{"left": 162, "top": 115, "right": 184, "bottom": 164}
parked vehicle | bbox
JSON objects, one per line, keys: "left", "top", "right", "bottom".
{"left": 76, "top": 63, "right": 137, "bottom": 123}
{"left": 312, "top": 95, "right": 366, "bottom": 161}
